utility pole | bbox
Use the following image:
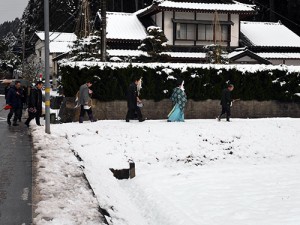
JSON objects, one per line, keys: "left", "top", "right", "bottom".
{"left": 100, "top": 0, "right": 107, "bottom": 62}
{"left": 44, "top": 0, "right": 51, "bottom": 134}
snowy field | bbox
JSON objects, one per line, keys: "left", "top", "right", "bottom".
{"left": 31, "top": 119, "right": 300, "bottom": 225}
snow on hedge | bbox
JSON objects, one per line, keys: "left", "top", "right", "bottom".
{"left": 59, "top": 61, "right": 300, "bottom": 74}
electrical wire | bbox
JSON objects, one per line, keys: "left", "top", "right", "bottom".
{"left": 252, "top": 0, "right": 300, "bottom": 28}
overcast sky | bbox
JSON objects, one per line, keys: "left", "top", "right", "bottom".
{"left": 0, "top": 0, "right": 29, "bottom": 24}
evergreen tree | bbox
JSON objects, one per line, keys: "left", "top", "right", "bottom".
{"left": 138, "top": 26, "right": 170, "bottom": 62}
{"left": 69, "top": 31, "right": 102, "bottom": 61}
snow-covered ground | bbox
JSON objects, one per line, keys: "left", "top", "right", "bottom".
{"left": 32, "top": 119, "right": 300, "bottom": 225}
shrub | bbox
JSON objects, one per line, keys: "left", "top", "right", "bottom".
{"left": 60, "top": 63, "right": 300, "bottom": 102}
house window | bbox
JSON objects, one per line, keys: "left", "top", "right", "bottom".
{"left": 176, "top": 23, "right": 196, "bottom": 40}
{"left": 175, "top": 22, "right": 230, "bottom": 42}
{"left": 198, "top": 24, "right": 213, "bottom": 41}
{"left": 221, "top": 25, "right": 229, "bottom": 42}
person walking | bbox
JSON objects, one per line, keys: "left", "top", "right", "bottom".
{"left": 218, "top": 84, "right": 234, "bottom": 122}
{"left": 126, "top": 75, "right": 145, "bottom": 122}
{"left": 167, "top": 79, "right": 187, "bottom": 122}
{"left": 25, "top": 81, "right": 43, "bottom": 127}
{"left": 4, "top": 83, "right": 11, "bottom": 100}
{"left": 18, "top": 85, "right": 28, "bottom": 122}
{"left": 78, "top": 80, "right": 96, "bottom": 123}
{"left": 6, "top": 81, "right": 23, "bottom": 126}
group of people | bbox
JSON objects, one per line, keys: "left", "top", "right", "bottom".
{"left": 5, "top": 81, "right": 43, "bottom": 127}
{"left": 77, "top": 75, "right": 235, "bottom": 123}
{"left": 4, "top": 78, "right": 234, "bottom": 126}
{"left": 167, "top": 80, "right": 234, "bottom": 122}
{"left": 124, "top": 76, "right": 234, "bottom": 123}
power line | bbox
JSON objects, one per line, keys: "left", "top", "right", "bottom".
{"left": 252, "top": 0, "right": 300, "bottom": 28}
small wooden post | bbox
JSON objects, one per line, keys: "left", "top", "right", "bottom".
{"left": 129, "top": 162, "right": 135, "bottom": 179}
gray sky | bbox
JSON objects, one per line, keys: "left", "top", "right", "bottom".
{"left": 0, "top": 0, "right": 29, "bottom": 24}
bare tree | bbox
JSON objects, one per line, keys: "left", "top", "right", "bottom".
{"left": 22, "top": 54, "right": 44, "bottom": 82}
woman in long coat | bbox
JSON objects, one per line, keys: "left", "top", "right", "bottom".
{"left": 167, "top": 79, "right": 187, "bottom": 122}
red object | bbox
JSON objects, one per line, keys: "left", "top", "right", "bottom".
{"left": 4, "top": 105, "right": 12, "bottom": 110}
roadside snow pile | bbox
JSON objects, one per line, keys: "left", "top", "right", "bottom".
{"left": 32, "top": 130, "right": 106, "bottom": 225}
{"left": 32, "top": 119, "right": 300, "bottom": 225}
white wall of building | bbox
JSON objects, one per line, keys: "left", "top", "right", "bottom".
{"left": 164, "top": 11, "right": 174, "bottom": 45}
{"left": 34, "top": 40, "right": 55, "bottom": 77}
{"left": 155, "top": 10, "right": 240, "bottom": 47}
{"left": 230, "top": 14, "right": 239, "bottom": 47}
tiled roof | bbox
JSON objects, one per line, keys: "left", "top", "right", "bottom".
{"left": 241, "top": 21, "right": 300, "bottom": 48}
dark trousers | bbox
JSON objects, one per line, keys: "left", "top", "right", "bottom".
{"left": 25, "top": 112, "right": 41, "bottom": 126}
{"left": 126, "top": 106, "right": 143, "bottom": 121}
{"left": 219, "top": 105, "right": 231, "bottom": 121}
{"left": 79, "top": 105, "right": 94, "bottom": 123}
{"left": 8, "top": 108, "right": 21, "bottom": 123}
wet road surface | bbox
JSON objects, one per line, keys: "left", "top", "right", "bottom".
{"left": 0, "top": 96, "right": 32, "bottom": 225}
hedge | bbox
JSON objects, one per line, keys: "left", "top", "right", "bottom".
{"left": 60, "top": 63, "right": 300, "bottom": 102}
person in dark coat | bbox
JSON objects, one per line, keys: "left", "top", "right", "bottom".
{"left": 25, "top": 81, "right": 43, "bottom": 127}
{"left": 78, "top": 80, "right": 96, "bottom": 123}
{"left": 18, "top": 85, "right": 28, "bottom": 122}
{"left": 126, "top": 75, "right": 145, "bottom": 122}
{"left": 4, "top": 83, "right": 11, "bottom": 100}
{"left": 6, "top": 81, "right": 23, "bottom": 126}
{"left": 218, "top": 84, "right": 234, "bottom": 122}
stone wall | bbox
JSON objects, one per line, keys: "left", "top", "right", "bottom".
{"left": 59, "top": 98, "right": 300, "bottom": 122}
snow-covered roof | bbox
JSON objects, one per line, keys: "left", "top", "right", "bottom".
{"left": 257, "top": 52, "right": 300, "bottom": 59}
{"left": 108, "top": 49, "right": 146, "bottom": 57}
{"left": 35, "top": 31, "right": 77, "bottom": 53}
{"left": 241, "top": 21, "right": 300, "bottom": 47}
{"left": 102, "top": 12, "right": 147, "bottom": 41}
{"left": 138, "top": 0, "right": 254, "bottom": 15}
{"left": 227, "top": 51, "right": 242, "bottom": 59}
{"left": 36, "top": 31, "right": 77, "bottom": 42}
{"left": 107, "top": 49, "right": 206, "bottom": 59}
{"left": 159, "top": 0, "right": 255, "bottom": 12}
{"left": 167, "top": 52, "right": 206, "bottom": 59}
{"left": 227, "top": 49, "right": 271, "bottom": 64}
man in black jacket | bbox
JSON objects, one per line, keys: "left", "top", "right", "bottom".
{"left": 218, "top": 84, "right": 234, "bottom": 122}
{"left": 126, "top": 75, "right": 145, "bottom": 122}
{"left": 6, "top": 81, "right": 23, "bottom": 126}
{"left": 25, "top": 81, "right": 43, "bottom": 127}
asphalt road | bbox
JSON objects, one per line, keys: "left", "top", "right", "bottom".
{"left": 0, "top": 96, "right": 32, "bottom": 225}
